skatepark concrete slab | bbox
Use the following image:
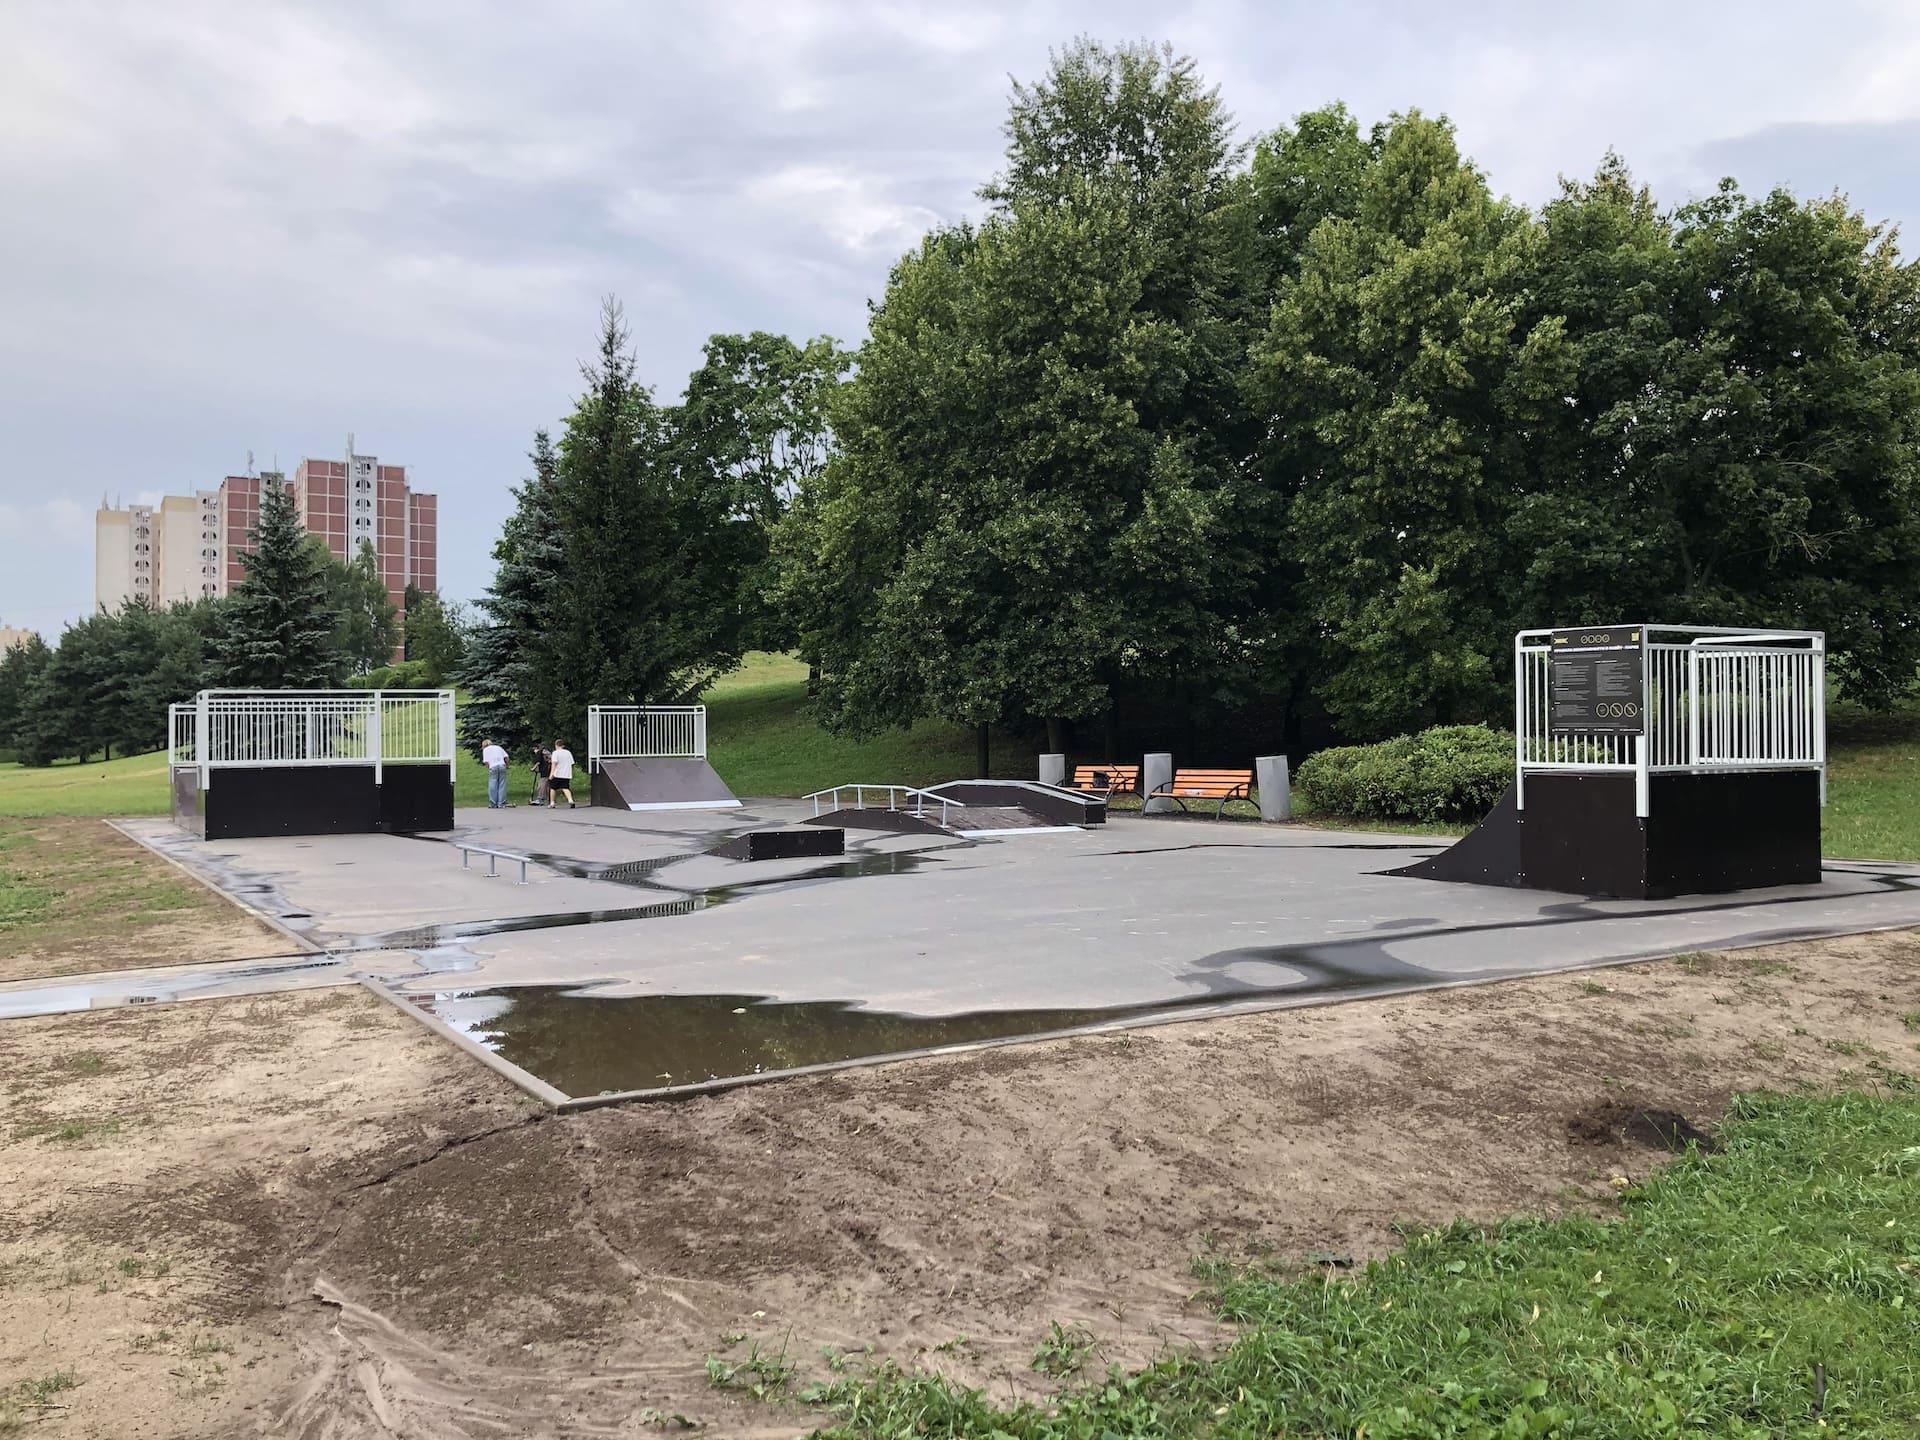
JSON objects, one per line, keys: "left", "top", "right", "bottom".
{"left": 90, "top": 806, "right": 1920, "bottom": 1099}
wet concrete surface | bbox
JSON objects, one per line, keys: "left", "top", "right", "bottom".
{"left": 29, "top": 806, "right": 1920, "bottom": 1099}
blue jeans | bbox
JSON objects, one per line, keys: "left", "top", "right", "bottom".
{"left": 487, "top": 766, "right": 507, "bottom": 808}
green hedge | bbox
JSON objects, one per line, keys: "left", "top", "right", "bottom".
{"left": 1296, "top": 724, "right": 1512, "bottom": 824}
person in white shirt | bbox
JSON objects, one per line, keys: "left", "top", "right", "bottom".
{"left": 482, "top": 739, "right": 509, "bottom": 809}
{"left": 548, "top": 739, "right": 576, "bottom": 810}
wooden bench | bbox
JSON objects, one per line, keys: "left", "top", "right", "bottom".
{"left": 1069, "top": 763, "right": 1140, "bottom": 796}
{"left": 1147, "top": 768, "right": 1254, "bottom": 819}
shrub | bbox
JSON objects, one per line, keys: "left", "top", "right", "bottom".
{"left": 347, "top": 659, "right": 432, "bottom": 691}
{"left": 1296, "top": 724, "right": 1511, "bottom": 823}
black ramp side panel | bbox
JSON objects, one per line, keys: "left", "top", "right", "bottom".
{"left": 1390, "top": 783, "right": 1523, "bottom": 887}
{"left": 592, "top": 757, "right": 740, "bottom": 811}
{"left": 203, "top": 765, "right": 378, "bottom": 840}
{"left": 378, "top": 765, "right": 455, "bottom": 833}
{"left": 1519, "top": 772, "right": 1646, "bottom": 898}
{"left": 711, "top": 828, "right": 845, "bottom": 861}
{"left": 1646, "top": 770, "right": 1821, "bottom": 895}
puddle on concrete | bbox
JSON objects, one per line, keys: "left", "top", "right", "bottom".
{"left": 413, "top": 986, "right": 1181, "bottom": 1095}
{"left": 409, "top": 952, "right": 1467, "bottom": 1097}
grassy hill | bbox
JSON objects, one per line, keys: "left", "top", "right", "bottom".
{"left": 3, "top": 654, "right": 1918, "bottom": 860}
{"left": 0, "top": 654, "right": 1025, "bottom": 818}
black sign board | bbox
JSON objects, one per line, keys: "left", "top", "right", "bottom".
{"left": 1548, "top": 626, "right": 1645, "bottom": 734}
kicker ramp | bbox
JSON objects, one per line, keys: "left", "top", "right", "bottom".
{"left": 591, "top": 757, "right": 741, "bottom": 812}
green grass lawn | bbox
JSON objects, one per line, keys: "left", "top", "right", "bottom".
{"left": 3, "top": 665, "right": 1918, "bottom": 858}
{"left": 787, "top": 1088, "right": 1920, "bottom": 1438}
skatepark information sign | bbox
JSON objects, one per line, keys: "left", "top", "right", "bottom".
{"left": 1548, "top": 626, "right": 1645, "bottom": 733}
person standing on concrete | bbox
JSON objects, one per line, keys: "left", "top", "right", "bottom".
{"left": 482, "top": 738, "right": 509, "bottom": 809}
{"left": 548, "top": 739, "right": 576, "bottom": 810}
{"left": 531, "top": 744, "right": 552, "bottom": 807}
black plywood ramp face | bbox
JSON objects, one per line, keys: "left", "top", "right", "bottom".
{"left": 711, "top": 828, "right": 846, "bottom": 862}
{"left": 1394, "top": 772, "right": 1822, "bottom": 900}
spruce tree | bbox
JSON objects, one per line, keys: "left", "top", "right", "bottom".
{"left": 542, "top": 300, "right": 744, "bottom": 737}
{"left": 214, "top": 478, "right": 346, "bottom": 688}
{"left": 455, "top": 431, "right": 563, "bottom": 753}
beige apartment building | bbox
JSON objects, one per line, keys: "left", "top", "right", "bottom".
{"left": 0, "top": 625, "right": 36, "bottom": 654}
{"left": 94, "top": 442, "right": 437, "bottom": 615}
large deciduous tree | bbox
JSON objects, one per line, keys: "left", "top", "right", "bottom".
{"left": 1249, "top": 110, "right": 1556, "bottom": 738}
{"left": 1513, "top": 169, "right": 1920, "bottom": 705}
{"left": 328, "top": 538, "right": 402, "bottom": 676}
{"left": 782, "top": 39, "right": 1264, "bottom": 749}
{"left": 672, "top": 332, "right": 846, "bottom": 652}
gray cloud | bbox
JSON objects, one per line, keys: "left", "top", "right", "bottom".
{"left": 5, "top": 0, "right": 1920, "bottom": 635}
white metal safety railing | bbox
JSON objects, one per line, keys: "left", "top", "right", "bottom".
{"left": 803, "top": 783, "right": 960, "bottom": 828}
{"left": 169, "top": 689, "right": 457, "bottom": 784}
{"left": 587, "top": 705, "right": 707, "bottom": 768}
{"left": 1514, "top": 626, "right": 1825, "bottom": 817}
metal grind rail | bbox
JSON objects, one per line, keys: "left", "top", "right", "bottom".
{"left": 803, "top": 783, "right": 961, "bottom": 828}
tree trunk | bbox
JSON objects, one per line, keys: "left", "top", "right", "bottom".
{"left": 1103, "top": 705, "right": 1117, "bottom": 763}
{"left": 1045, "top": 715, "right": 1065, "bottom": 756}
{"left": 976, "top": 722, "right": 990, "bottom": 778}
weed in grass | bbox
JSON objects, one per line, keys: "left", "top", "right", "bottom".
{"left": 1576, "top": 979, "right": 1611, "bottom": 996}
{"left": 116, "top": 1257, "right": 143, "bottom": 1277}
{"left": 1904, "top": 1011, "right": 1920, "bottom": 1033}
{"left": 805, "top": 1091, "right": 1920, "bottom": 1439}
{"left": 705, "top": 1334, "right": 796, "bottom": 1402}
{"left": 1826, "top": 1037, "right": 1874, "bottom": 1058}
{"left": 11, "top": 1370, "right": 80, "bottom": 1406}
{"left": 19, "top": 1118, "right": 119, "bottom": 1145}
{"left": 633, "top": 1407, "right": 704, "bottom": 1431}
{"left": 1030, "top": 1321, "right": 1095, "bottom": 1378}
{"left": 1749, "top": 1039, "right": 1786, "bottom": 1061}
{"left": 58, "top": 1052, "right": 107, "bottom": 1077}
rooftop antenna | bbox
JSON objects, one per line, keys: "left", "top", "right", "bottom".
{"left": 246, "top": 449, "right": 255, "bottom": 478}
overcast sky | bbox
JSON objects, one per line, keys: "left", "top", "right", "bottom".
{"left": 5, "top": 0, "right": 1919, "bottom": 636}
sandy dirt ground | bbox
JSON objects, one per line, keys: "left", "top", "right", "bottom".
{"left": 0, "top": 818, "right": 287, "bottom": 984}
{"left": 1, "top": 926, "right": 1916, "bottom": 1438}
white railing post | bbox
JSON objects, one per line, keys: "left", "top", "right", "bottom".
{"left": 696, "top": 705, "right": 707, "bottom": 759}
{"left": 588, "top": 705, "right": 601, "bottom": 772}
{"left": 442, "top": 693, "right": 456, "bottom": 781}
{"left": 196, "top": 691, "right": 210, "bottom": 787}
{"left": 1512, "top": 633, "right": 1527, "bottom": 811}
{"left": 1687, "top": 646, "right": 1700, "bottom": 770}
{"left": 1814, "top": 637, "right": 1827, "bottom": 806}
{"left": 369, "top": 691, "right": 383, "bottom": 785}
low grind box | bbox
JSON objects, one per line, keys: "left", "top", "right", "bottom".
{"left": 1549, "top": 626, "right": 1645, "bottom": 734}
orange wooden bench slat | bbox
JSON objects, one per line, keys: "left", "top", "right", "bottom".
{"left": 1150, "top": 767, "right": 1254, "bottom": 817}
{"left": 1070, "top": 764, "right": 1139, "bottom": 793}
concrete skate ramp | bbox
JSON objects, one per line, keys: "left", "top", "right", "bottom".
{"left": 591, "top": 757, "right": 741, "bottom": 812}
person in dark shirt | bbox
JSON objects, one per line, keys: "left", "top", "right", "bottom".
{"left": 531, "top": 745, "right": 552, "bottom": 807}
